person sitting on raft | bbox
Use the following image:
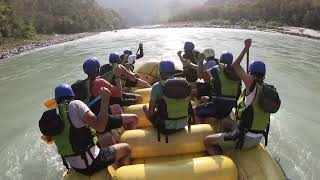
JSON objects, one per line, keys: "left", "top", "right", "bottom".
{"left": 81, "top": 58, "right": 143, "bottom": 109}
{"left": 39, "top": 84, "right": 132, "bottom": 176}
{"left": 99, "top": 52, "right": 151, "bottom": 88}
{"left": 193, "top": 51, "right": 241, "bottom": 102}
{"left": 143, "top": 60, "right": 192, "bottom": 135}
{"left": 120, "top": 43, "right": 144, "bottom": 67}
{"left": 178, "top": 42, "right": 200, "bottom": 82}
{"left": 204, "top": 39, "right": 280, "bottom": 155}
{"left": 193, "top": 51, "right": 242, "bottom": 126}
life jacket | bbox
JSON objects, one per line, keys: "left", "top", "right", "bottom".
{"left": 71, "top": 79, "right": 93, "bottom": 105}
{"left": 210, "top": 64, "right": 242, "bottom": 99}
{"left": 100, "top": 64, "right": 128, "bottom": 87}
{"left": 182, "top": 50, "right": 199, "bottom": 82}
{"left": 39, "top": 101, "right": 98, "bottom": 169}
{"left": 235, "top": 82, "right": 280, "bottom": 148}
{"left": 156, "top": 78, "right": 193, "bottom": 142}
{"left": 99, "top": 64, "right": 114, "bottom": 81}
{"left": 120, "top": 54, "right": 129, "bottom": 65}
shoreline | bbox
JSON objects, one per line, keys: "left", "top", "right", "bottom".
{"left": 2, "top": 22, "right": 319, "bottom": 61}
{"left": 0, "top": 32, "right": 98, "bottom": 60}
{"left": 139, "top": 21, "right": 320, "bottom": 40}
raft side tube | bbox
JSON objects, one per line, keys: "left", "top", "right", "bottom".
{"left": 123, "top": 104, "right": 152, "bottom": 128}
{"left": 113, "top": 156, "right": 237, "bottom": 180}
{"left": 120, "top": 124, "right": 214, "bottom": 159}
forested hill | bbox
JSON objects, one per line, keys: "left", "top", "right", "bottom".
{"left": 0, "top": 0, "right": 124, "bottom": 39}
{"left": 170, "top": 0, "right": 320, "bottom": 30}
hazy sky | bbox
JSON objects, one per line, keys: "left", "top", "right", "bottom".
{"left": 97, "top": 0, "right": 206, "bottom": 25}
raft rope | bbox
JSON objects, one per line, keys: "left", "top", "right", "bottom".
{"left": 275, "top": 157, "right": 291, "bottom": 180}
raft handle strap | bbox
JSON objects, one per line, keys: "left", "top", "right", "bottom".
{"left": 264, "top": 117, "right": 270, "bottom": 146}
{"left": 61, "top": 156, "right": 70, "bottom": 173}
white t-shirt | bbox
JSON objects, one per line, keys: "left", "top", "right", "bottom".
{"left": 64, "top": 100, "right": 100, "bottom": 169}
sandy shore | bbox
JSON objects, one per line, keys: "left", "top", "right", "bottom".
{"left": 139, "top": 21, "right": 320, "bottom": 40}
{"left": 0, "top": 32, "right": 97, "bottom": 60}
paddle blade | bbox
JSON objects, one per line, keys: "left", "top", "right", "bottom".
{"left": 44, "top": 98, "right": 57, "bottom": 109}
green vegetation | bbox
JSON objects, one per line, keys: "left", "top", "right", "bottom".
{"left": 169, "top": 0, "right": 320, "bottom": 30}
{"left": 0, "top": 0, "right": 124, "bottom": 40}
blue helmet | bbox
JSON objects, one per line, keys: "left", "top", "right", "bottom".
{"left": 83, "top": 58, "right": 100, "bottom": 75}
{"left": 184, "top": 42, "right": 195, "bottom": 51}
{"left": 159, "top": 60, "right": 175, "bottom": 74}
{"left": 249, "top": 60, "right": 266, "bottom": 76}
{"left": 55, "top": 84, "right": 75, "bottom": 101}
{"left": 124, "top": 50, "right": 133, "bottom": 55}
{"left": 220, "top": 51, "right": 233, "bottom": 65}
{"left": 109, "top": 52, "right": 121, "bottom": 64}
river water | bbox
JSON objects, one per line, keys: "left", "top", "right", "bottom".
{"left": 0, "top": 28, "right": 319, "bottom": 180}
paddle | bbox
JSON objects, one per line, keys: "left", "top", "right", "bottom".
{"left": 136, "top": 43, "right": 141, "bottom": 56}
{"left": 246, "top": 49, "right": 250, "bottom": 73}
{"left": 44, "top": 98, "right": 57, "bottom": 109}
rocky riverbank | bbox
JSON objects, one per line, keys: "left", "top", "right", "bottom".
{"left": 0, "top": 32, "right": 97, "bottom": 60}
{"left": 140, "top": 21, "right": 320, "bottom": 40}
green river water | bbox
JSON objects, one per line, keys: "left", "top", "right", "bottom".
{"left": 0, "top": 28, "right": 319, "bottom": 180}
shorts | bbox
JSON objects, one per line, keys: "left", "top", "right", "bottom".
{"left": 73, "top": 146, "right": 116, "bottom": 176}
{"left": 105, "top": 114, "right": 123, "bottom": 132}
{"left": 109, "top": 93, "right": 137, "bottom": 106}
{"left": 217, "top": 126, "right": 262, "bottom": 152}
{"left": 196, "top": 82, "right": 212, "bottom": 97}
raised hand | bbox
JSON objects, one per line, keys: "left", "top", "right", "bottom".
{"left": 177, "top": 50, "right": 182, "bottom": 57}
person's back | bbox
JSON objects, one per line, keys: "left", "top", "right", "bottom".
{"left": 100, "top": 52, "right": 151, "bottom": 88}
{"left": 144, "top": 61, "right": 191, "bottom": 133}
{"left": 179, "top": 42, "right": 199, "bottom": 82}
{"left": 203, "top": 39, "right": 281, "bottom": 156}
{"left": 39, "top": 84, "right": 132, "bottom": 176}
{"left": 195, "top": 51, "right": 241, "bottom": 121}
{"left": 154, "top": 78, "right": 191, "bottom": 131}
{"left": 209, "top": 52, "right": 241, "bottom": 99}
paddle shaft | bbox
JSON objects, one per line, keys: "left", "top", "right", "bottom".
{"left": 246, "top": 49, "right": 249, "bottom": 73}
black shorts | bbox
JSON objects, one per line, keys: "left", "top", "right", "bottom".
{"left": 73, "top": 146, "right": 116, "bottom": 176}
{"left": 109, "top": 93, "right": 137, "bottom": 106}
{"left": 105, "top": 114, "right": 123, "bottom": 132}
{"left": 195, "top": 97, "right": 236, "bottom": 119}
{"left": 196, "top": 82, "right": 212, "bottom": 97}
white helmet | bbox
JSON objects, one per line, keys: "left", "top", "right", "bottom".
{"left": 127, "top": 55, "right": 136, "bottom": 64}
{"left": 204, "top": 60, "right": 217, "bottom": 70}
{"left": 203, "top": 48, "right": 215, "bottom": 58}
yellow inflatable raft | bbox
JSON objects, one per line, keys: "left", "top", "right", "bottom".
{"left": 42, "top": 61, "right": 287, "bottom": 180}
{"left": 134, "top": 61, "right": 160, "bottom": 85}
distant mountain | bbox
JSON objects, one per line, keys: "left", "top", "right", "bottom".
{"left": 96, "top": 0, "right": 206, "bottom": 26}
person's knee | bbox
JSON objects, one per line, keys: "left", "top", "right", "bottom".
{"left": 114, "top": 143, "right": 131, "bottom": 159}
{"left": 122, "top": 114, "right": 138, "bottom": 125}
{"left": 204, "top": 135, "right": 219, "bottom": 146}
{"left": 110, "top": 104, "right": 123, "bottom": 114}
